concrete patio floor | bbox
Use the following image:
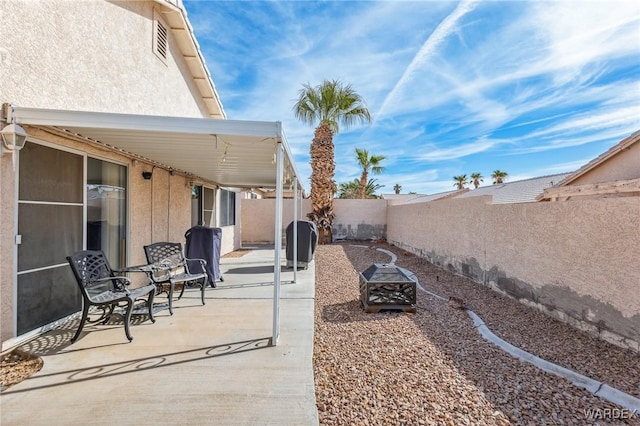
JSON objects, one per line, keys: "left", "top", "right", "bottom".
{"left": 0, "top": 247, "right": 319, "bottom": 426}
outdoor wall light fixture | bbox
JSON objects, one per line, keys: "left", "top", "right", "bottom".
{"left": 142, "top": 171, "right": 153, "bottom": 180}
{"left": 271, "top": 140, "right": 277, "bottom": 164}
{"left": 220, "top": 144, "right": 229, "bottom": 164}
{"left": 1, "top": 123, "right": 28, "bottom": 154}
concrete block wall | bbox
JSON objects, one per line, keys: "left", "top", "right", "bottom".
{"left": 332, "top": 200, "right": 388, "bottom": 241}
{"left": 387, "top": 196, "right": 640, "bottom": 351}
{"left": 240, "top": 199, "right": 388, "bottom": 245}
{"left": 241, "top": 198, "right": 311, "bottom": 245}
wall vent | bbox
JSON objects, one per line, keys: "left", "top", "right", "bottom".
{"left": 153, "top": 11, "right": 168, "bottom": 64}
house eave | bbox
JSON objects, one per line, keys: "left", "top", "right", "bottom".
{"left": 553, "top": 130, "right": 640, "bottom": 188}
{"left": 538, "top": 177, "right": 640, "bottom": 201}
{"left": 153, "top": 0, "right": 226, "bottom": 120}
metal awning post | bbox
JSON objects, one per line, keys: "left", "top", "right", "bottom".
{"left": 272, "top": 139, "right": 284, "bottom": 346}
{"left": 293, "top": 176, "right": 298, "bottom": 282}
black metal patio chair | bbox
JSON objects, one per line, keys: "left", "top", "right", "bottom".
{"left": 143, "top": 242, "right": 209, "bottom": 315}
{"left": 66, "top": 250, "right": 156, "bottom": 343}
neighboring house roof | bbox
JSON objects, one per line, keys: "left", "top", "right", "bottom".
{"left": 455, "top": 173, "right": 572, "bottom": 204}
{"left": 155, "top": 0, "right": 226, "bottom": 119}
{"left": 550, "top": 129, "right": 640, "bottom": 188}
{"left": 403, "top": 189, "right": 469, "bottom": 204}
{"left": 381, "top": 194, "right": 425, "bottom": 203}
{"left": 382, "top": 189, "right": 468, "bottom": 205}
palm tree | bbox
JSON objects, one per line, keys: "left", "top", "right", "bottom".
{"left": 470, "top": 172, "right": 483, "bottom": 189}
{"left": 393, "top": 184, "right": 402, "bottom": 194}
{"left": 293, "top": 80, "right": 371, "bottom": 243}
{"left": 355, "top": 148, "right": 385, "bottom": 199}
{"left": 491, "top": 170, "right": 508, "bottom": 185}
{"left": 337, "top": 180, "right": 359, "bottom": 199}
{"left": 338, "top": 178, "right": 383, "bottom": 199}
{"left": 364, "top": 178, "right": 385, "bottom": 199}
{"left": 453, "top": 175, "right": 469, "bottom": 190}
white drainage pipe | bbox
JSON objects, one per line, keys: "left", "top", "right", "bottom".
{"left": 466, "top": 310, "right": 640, "bottom": 412}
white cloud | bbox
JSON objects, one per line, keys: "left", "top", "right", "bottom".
{"left": 186, "top": 0, "right": 640, "bottom": 195}
{"left": 531, "top": 159, "right": 592, "bottom": 176}
{"left": 375, "top": 0, "right": 480, "bottom": 121}
{"left": 377, "top": 169, "right": 442, "bottom": 194}
{"left": 416, "top": 138, "right": 499, "bottom": 162}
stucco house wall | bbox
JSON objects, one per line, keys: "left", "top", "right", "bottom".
{"left": 241, "top": 198, "right": 312, "bottom": 245}
{"left": 0, "top": 0, "right": 234, "bottom": 349}
{"left": 0, "top": 153, "right": 17, "bottom": 346}
{"left": 0, "top": 126, "right": 206, "bottom": 343}
{"left": 1, "top": 0, "right": 209, "bottom": 118}
{"left": 219, "top": 225, "right": 239, "bottom": 255}
{"left": 387, "top": 196, "right": 640, "bottom": 351}
{"left": 240, "top": 198, "right": 388, "bottom": 245}
{"left": 570, "top": 138, "right": 640, "bottom": 185}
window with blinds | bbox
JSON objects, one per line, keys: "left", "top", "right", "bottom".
{"left": 220, "top": 189, "right": 236, "bottom": 226}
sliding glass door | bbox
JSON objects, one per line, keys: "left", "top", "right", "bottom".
{"left": 16, "top": 144, "right": 128, "bottom": 336}
{"left": 87, "top": 158, "right": 127, "bottom": 269}
{"left": 17, "top": 143, "right": 83, "bottom": 334}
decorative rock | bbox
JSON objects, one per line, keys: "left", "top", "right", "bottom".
{"left": 313, "top": 243, "right": 639, "bottom": 425}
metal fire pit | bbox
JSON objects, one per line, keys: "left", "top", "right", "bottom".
{"left": 359, "top": 263, "right": 417, "bottom": 313}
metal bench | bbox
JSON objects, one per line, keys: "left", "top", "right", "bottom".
{"left": 143, "top": 242, "right": 209, "bottom": 315}
{"left": 66, "top": 250, "right": 156, "bottom": 343}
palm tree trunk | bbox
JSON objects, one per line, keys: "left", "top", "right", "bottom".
{"left": 358, "top": 170, "right": 368, "bottom": 199}
{"left": 308, "top": 122, "right": 335, "bottom": 244}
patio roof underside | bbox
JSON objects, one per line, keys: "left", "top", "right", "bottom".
{"left": 10, "top": 106, "right": 301, "bottom": 190}
{"left": 9, "top": 105, "right": 301, "bottom": 344}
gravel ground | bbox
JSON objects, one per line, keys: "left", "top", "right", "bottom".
{"left": 313, "top": 243, "right": 639, "bottom": 425}
{"left": 0, "top": 350, "right": 43, "bottom": 390}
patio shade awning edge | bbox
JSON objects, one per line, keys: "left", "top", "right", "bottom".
{"left": 9, "top": 106, "right": 303, "bottom": 191}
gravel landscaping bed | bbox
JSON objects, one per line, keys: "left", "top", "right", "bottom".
{"left": 313, "top": 243, "right": 639, "bottom": 425}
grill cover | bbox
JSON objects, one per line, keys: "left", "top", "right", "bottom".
{"left": 185, "top": 226, "right": 222, "bottom": 285}
{"left": 286, "top": 220, "right": 318, "bottom": 268}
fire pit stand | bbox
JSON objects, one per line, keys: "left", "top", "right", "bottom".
{"left": 359, "top": 263, "right": 417, "bottom": 313}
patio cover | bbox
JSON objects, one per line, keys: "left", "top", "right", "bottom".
{"left": 8, "top": 105, "right": 303, "bottom": 345}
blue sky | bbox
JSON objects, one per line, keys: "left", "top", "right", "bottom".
{"left": 183, "top": 0, "right": 640, "bottom": 195}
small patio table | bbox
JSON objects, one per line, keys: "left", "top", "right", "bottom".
{"left": 118, "top": 263, "right": 172, "bottom": 314}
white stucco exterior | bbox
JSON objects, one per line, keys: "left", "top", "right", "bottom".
{"left": 1, "top": 0, "right": 211, "bottom": 117}
{"left": 0, "top": 0, "right": 235, "bottom": 348}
